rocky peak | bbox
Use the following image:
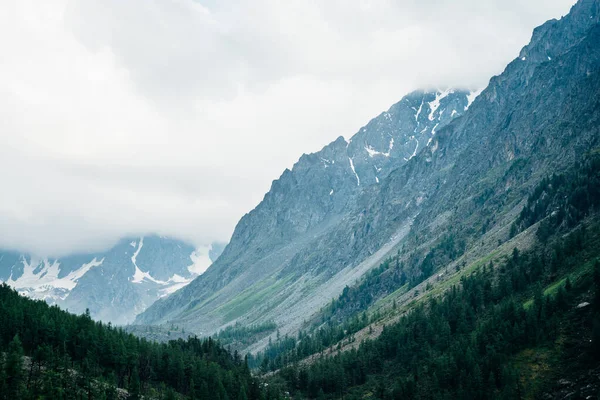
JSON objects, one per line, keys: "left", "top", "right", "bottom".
{"left": 521, "top": 0, "right": 599, "bottom": 63}
{"left": 347, "top": 88, "right": 473, "bottom": 186}
{"left": 0, "top": 236, "right": 223, "bottom": 325}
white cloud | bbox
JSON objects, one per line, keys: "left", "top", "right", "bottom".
{"left": 0, "top": 0, "right": 576, "bottom": 256}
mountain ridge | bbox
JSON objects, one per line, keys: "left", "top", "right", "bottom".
{"left": 0, "top": 236, "right": 226, "bottom": 324}
{"left": 137, "top": 0, "right": 600, "bottom": 352}
{"left": 134, "top": 88, "right": 479, "bottom": 331}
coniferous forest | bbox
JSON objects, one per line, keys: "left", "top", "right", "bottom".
{"left": 251, "top": 155, "right": 600, "bottom": 398}
{"left": 272, "top": 236, "right": 600, "bottom": 399}
{"left": 0, "top": 285, "right": 284, "bottom": 399}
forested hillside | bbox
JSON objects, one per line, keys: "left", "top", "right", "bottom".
{"left": 264, "top": 155, "right": 600, "bottom": 398}
{"left": 0, "top": 285, "right": 282, "bottom": 400}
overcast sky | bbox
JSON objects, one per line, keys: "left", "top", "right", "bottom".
{"left": 0, "top": 0, "right": 576, "bottom": 257}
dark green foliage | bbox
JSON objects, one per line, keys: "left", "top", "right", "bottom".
{"left": 216, "top": 321, "right": 277, "bottom": 348}
{"left": 593, "top": 261, "right": 600, "bottom": 361}
{"left": 4, "top": 335, "right": 24, "bottom": 399}
{"left": 128, "top": 367, "right": 141, "bottom": 400}
{"left": 249, "top": 230, "right": 468, "bottom": 373}
{"left": 515, "top": 156, "right": 600, "bottom": 238}
{"left": 595, "top": 260, "right": 600, "bottom": 311}
{"left": 247, "top": 156, "right": 600, "bottom": 395}
{"left": 248, "top": 311, "right": 373, "bottom": 372}
{"left": 0, "top": 284, "right": 271, "bottom": 400}
{"left": 275, "top": 219, "right": 600, "bottom": 399}
{"left": 319, "top": 230, "right": 466, "bottom": 330}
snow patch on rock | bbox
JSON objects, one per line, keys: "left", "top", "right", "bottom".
{"left": 349, "top": 157, "right": 360, "bottom": 186}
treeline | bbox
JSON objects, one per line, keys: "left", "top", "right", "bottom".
{"left": 275, "top": 222, "right": 600, "bottom": 399}
{"left": 248, "top": 315, "right": 369, "bottom": 372}
{"left": 249, "top": 230, "right": 467, "bottom": 373}
{"left": 325, "top": 231, "right": 465, "bottom": 326}
{"left": 216, "top": 321, "right": 277, "bottom": 348}
{"left": 324, "top": 258, "right": 404, "bottom": 323}
{"left": 264, "top": 155, "right": 600, "bottom": 398}
{"left": 513, "top": 155, "right": 600, "bottom": 240}
{"left": 328, "top": 231, "right": 466, "bottom": 324}
{"left": 252, "top": 155, "right": 600, "bottom": 377}
{"left": 0, "top": 285, "right": 283, "bottom": 400}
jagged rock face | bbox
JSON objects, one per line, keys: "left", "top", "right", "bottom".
{"left": 319, "top": 0, "right": 600, "bottom": 280}
{"left": 223, "top": 88, "right": 471, "bottom": 262}
{"left": 137, "top": 0, "right": 600, "bottom": 342}
{"left": 306, "top": 0, "right": 600, "bottom": 286}
{"left": 0, "top": 237, "right": 225, "bottom": 324}
{"left": 348, "top": 89, "right": 472, "bottom": 186}
{"left": 135, "top": 90, "right": 473, "bottom": 329}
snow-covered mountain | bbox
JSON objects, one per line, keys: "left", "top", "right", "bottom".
{"left": 0, "top": 236, "right": 225, "bottom": 324}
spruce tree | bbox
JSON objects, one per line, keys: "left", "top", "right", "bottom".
{"left": 594, "top": 261, "right": 600, "bottom": 310}
{"left": 129, "top": 367, "right": 141, "bottom": 400}
{"left": 238, "top": 386, "right": 249, "bottom": 400}
{"left": 0, "top": 353, "right": 7, "bottom": 400}
{"left": 5, "top": 334, "right": 25, "bottom": 399}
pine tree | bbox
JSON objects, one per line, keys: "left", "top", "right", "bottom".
{"left": 198, "top": 381, "right": 210, "bottom": 399}
{"left": 238, "top": 386, "right": 249, "bottom": 400}
{"left": 105, "top": 372, "right": 119, "bottom": 400}
{"left": 317, "top": 388, "right": 326, "bottom": 400}
{"left": 128, "top": 367, "right": 141, "bottom": 400}
{"left": 0, "top": 353, "right": 7, "bottom": 400}
{"left": 5, "top": 334, "right": 25, "bottom": 399}
{"left": 594, "top": 261, "right": 600, "bottom": 310}
{"left": 165, "top": 387, "right": 177, "bottom": 400}
{"left": 189, "top": 377, "right": 196, "bottom": 400}
{"left": 105, "top": 383, "right": 118, "bottom": 400}
{"left": 593, "top": 315, "right": 600, "bottom": 361}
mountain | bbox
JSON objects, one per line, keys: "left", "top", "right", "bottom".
{"left": 134, "top": 89, "right": 476, "bottom": 331}
{"left": 1, "top": 0, "right": 599, "bottom": 398}
{"left": 0, "top": 236, "right": 225, "bottom": 324}
{"left": 257, "top": 0, "right": 600, "bottom": 390}
{"left": 137, "top": 0, "right": 600, "bottom": 353}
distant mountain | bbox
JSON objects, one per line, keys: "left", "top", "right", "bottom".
{"left": 137, "top": 0, "right": 600, "bottom": 351}
{"left": 0, "top": 237, "right": 225, "bottom": 324}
